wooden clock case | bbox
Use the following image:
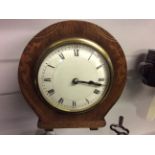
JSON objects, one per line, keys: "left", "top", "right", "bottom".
{"left": 18, "top": 20, "right": 127, "bottom": 130}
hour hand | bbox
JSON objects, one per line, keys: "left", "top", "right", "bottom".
{"left": 72, "top": 78, "right": 102, "bottom": 86}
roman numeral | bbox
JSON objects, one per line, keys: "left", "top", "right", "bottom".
{"left": 74, "top": 49, "right": 79, "bottom": 56}
{"left": 46, "top": 63, "right": 55, "bottom": 68}
{"left": 58, "top": 98, "right": 64, "bottom": 104}
{"left": 72, "top": 101, "right": 76, "bottom": 107}
{"left": 88, "top": 52, "right": 93, "bottom": 60}
{"left": 48, "top": 89, "right": 55, "bottom": 95}
{"left": 98, "top": 78, "right": 104, "bottom": 81}
{"left": 85, "top": 98, "right": 89, "bottom": 104}
{"left": 96, "top": 64, "right": 104, "bottom": 69}
{"left": 94, "top": 89, "right": 100, "bottom": 94}
{"left": 44, "top": 78, "right": 51, "bottom": 82}
{"left": 59, "top": 53, "right": 65, "bottom": 59}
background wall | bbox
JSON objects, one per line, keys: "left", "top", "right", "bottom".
{"left": 0, "top": 19, "right": 155, "bottom": 134}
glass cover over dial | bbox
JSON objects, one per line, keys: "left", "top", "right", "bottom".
{"left": 37, "top": 39, "right": 113, "bottom": 112}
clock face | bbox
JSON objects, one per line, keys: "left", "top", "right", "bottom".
{"left": 37, "top": 38, "right": 113, "bottom": 112}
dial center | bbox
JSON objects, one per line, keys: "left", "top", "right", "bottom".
{"left": 72, "top": 78, "right": 79, "bottom": 85}
{"left": 53, "top": 57, "right": 98, "bottom": 100}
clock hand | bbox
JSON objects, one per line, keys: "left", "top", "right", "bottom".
{"left": 87, "top": 81, "right": 102, "bottom": 86}
{"left": 72, "top": 78, "right": 102, "bottom": 86}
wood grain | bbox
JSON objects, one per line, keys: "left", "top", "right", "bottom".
{"left": 18, "top": 20, "right": 127, "bottom": 130}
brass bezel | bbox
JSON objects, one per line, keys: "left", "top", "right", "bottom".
{"left": 35, "top": 38, "right": 114, "bottom": 113}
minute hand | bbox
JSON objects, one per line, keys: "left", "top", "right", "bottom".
{"left": 77, "top": 80, "right": 102, "bottom": 86}
{"left": 87, "top": 81, "right": 102, "bottom": 86}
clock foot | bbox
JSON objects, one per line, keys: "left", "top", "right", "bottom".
{"left": 90, "top": 128, "right": 98, "bottom": 130}
{"left": 45, "top": 129, "right": 54, "bottom": 132}
{"left": 45, "top": 130, "right": 55, "bottom": 135}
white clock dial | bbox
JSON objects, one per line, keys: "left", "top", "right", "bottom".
{"left": 37, "top": 40, "right": 112, "bottom": 112}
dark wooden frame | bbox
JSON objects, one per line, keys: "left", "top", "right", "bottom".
{"left": 18, "top": 20, "right": 127, "bottom": 130}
